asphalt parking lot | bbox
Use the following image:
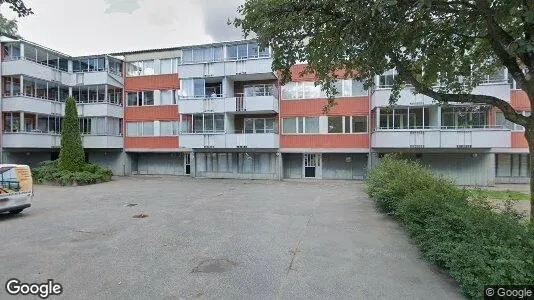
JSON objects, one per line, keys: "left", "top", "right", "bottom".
{"left": 0, "top": 176, "right": 462, "bottom": 299}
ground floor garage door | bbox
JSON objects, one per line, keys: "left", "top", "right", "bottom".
{"left": 134, "top": 153, "right": 184, "bottom": 175}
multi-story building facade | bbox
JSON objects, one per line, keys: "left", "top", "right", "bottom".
{"left": 0, "top": 34, "right": 529, "bottom": 185}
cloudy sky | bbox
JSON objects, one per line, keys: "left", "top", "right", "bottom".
{"left": 0, "top": 0, "right": 245, "bottom": 56}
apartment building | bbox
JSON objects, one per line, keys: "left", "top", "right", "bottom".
{"left": 0, "top": 34, "right": 529, "bottom": 185}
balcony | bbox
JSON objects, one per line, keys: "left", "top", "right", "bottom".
{"left": 178, "top": 95, "right": 278, "bottom": 114}
{"left": 178, "top": 58, "right": 275, "bottom": 80}
{"left": 2, "top": 58, "right": 74, "bottom": 86}
{"left": 77, "top": 102, "right": 123, "bottom": 118}
{"left": 2, "top": 132, "right": 60, "bottom": 148}
{"left": 76, "top": 71, "right": 124, "bottom": 87}
{"left": 83, "top": 135, "right": 123, "bottom": 149}
{"left": 2, "top": 94, "right": 64, "bottom": 115}
{"left": 180, "top": 133, "right": 279, "bottom": 149}
{"left": 372, "top": 127, "right": 511, "bottom": 149}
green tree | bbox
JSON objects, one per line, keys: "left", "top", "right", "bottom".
{"left": 234, "top": 0, "right": 534, "bottom": 222}
{"left": 0, "top": 0, "right": 32, "bottom": 38}
{"left": 58, "top": 97, "right": 85, "bottom": 172}
{"left": 1, "top": 0, "right": 32, "bottom": 17}
{"left": 0, "top": 13, "right": 19, "bottom": 37}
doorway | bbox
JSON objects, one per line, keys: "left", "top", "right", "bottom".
{"left": 184, "top": 153, "right": 191, "bottom": 175}
{"left": 303, "top": 153, "right": 321, "bottom": 178}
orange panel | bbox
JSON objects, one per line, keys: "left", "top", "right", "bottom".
{"left": 280, "top": 98, "right": 369, "bottom": 116}
{"left": 125, "top": 137, "right": 179, "bottom": 149}
{"left": 286, "top": 64, "right": 355, "bottom": 81}
{"left": 512, "top": 132, "right": 528, "bottom": 148}
{"left": 511, "top": 90, "right": 530, "bottom": 111}
{"left": 125, "top": 106, "right": 179, "bottom": 121}
{"left": 125, "top": 74, "right": 179, "bottom": 91}
{"left": 281, "top": 134, "right": 370, "bottom": 148}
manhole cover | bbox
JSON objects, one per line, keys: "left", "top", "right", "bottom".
{"left": 132, "top": 213, "right": 149, "bottom": 219}
{"left": 192, "top": 259, "right": 237, "bottom": 273}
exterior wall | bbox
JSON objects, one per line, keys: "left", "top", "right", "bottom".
{"left": 3, "top": 150, "right": 53, "bottom": 167}
{"left": 125, "top": 137, "right": 179, "bottom": 150}
{"left": 281, "top": 135, "right": 369, "bottom": 149}
{"left": 193, "top": 152, "right": 279, "bottom": 180}
{"left": 280, "top": 98, "right": 369, "bottom": 116}
{"left": 395, "top": 153, "right": 495, "bottom": 186}
{"left": 322, "top": 153, "right": 367, "bottom": 180}
{"left": 132, "top": 153, "right": 184, "bottom": 175}
{"left": 282, "top": 153, "right": 302, "bottom": 179}
{"left": 87, "top": 151, "right": 131, "bottom": 176}
{"left": 124, "top": 74, "right": 179, "bottom": 91}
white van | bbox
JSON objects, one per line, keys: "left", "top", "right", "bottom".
{"left": 0, "top": 164, "right": 33, "bottom": 214}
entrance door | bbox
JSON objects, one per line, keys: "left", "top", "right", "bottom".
{"left": 184, "top": 153, "right": 191, "bottom": 175}
{"left": 303, "top": 153, "right": 321, "bottom": 178}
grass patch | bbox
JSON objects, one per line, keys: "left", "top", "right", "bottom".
{"left": 466, "top": 189, "right": 530, "bottom": 201}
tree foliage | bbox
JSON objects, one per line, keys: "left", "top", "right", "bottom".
{"left": 58, "top": 97, "right": 85, "bottom": 172}
{"left": 1, "top": 0, "right": 32, "bottom": 17}
{"left": 0, "top": 13, "right": 19, "bottom": 37}
{"left": 235, "top": 0, "right": 534, "bottom": 222}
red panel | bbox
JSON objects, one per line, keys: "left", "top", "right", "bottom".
{"left": 512, "top": 132, "right": 528, "bottom": 148}
{"left": 280, "top": 98, "right": 369, "bottom": 116}
{"left": 511, "top": 90, "right": 530, "bottom": 111}
{"left": 124, "top": 74, "right": 179, "bottom": 91}
{"left": 125, "top": 137, "right": 179, "bottom": 149}
{"left": 125, "top": 106, "right": 179, "bottom": 121}
{"left": 281, "top": 134, "right": 370, "bottom": 148}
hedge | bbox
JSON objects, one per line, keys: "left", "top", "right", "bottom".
{"left": 33, "top": 160, "right": 112, "bottom": 186}
{"left": 366, "top": 154, "right": 534, "bottom": 299}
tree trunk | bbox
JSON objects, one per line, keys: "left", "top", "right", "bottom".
{"left": 526, "top": 126, "right": 534, "bottom": 223}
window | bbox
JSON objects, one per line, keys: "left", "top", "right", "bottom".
{"left": 180, "top": 79, "right": 206, "bottom": 98}
{"left": 328, "top": 116, "right": 343, "bottom": 133}
{"left": 126, "top": 122, "right": 140, "bottom": 136}
{"left": 496, "top": 111, "right": 527, "bottom": 131}
{"left": 127, "top": 92, "right": 138, "bottom": 106}
{"left": 191, "top": 114, "right": 225, "bottom": 133}
{"left": 352, "top": 116, "right": 367, "bottom": 132}
{"left": 160, "top": 121, "right": 178, "bottom": 136}
{"left": 243, "top": 118, "right": 276, "bottom": 133}
{"left": 161, "top": 90, "right": 175, "bottom": 105}
{"left": 244, "top": 84, "right": 274, "bottom": 97}
{"left": 283, "top": 117, "right": 319, "bottom": 134}
{"left": 160, "top": 58, "right": 179, "bottom": 74}
{"left": 142, "top": 122, "right": 154, "bottom": 136}
{"left": 441, "top": 106, "right": 489, "bottom": 129}
{"left": 143, "top": 91, "right": 154, "bottom": 105}
{"left": 143, "top": 60, "right": 154, "bottom": 75}
{"left": 126, "top": 60, "right": 155, "bottom": 76}
{"left": 227, "top": 42, "right": 270, "bottom": 60}
{"left": 378, "top": 73, "right": 396, "bottom": 88}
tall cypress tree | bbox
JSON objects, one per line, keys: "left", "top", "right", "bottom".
{"left": 58, "top": 96, "right": 85, "bottom": 171}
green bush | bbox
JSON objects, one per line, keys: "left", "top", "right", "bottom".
{"left": 32, "top": 160, "right": 112, "bottom": 186}
{"left": 366, "top": 154, "right": 534, "bottom": 299}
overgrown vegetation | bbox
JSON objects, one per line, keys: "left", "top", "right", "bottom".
{"left": 367, "top": 155, "right": 534, "bottom": 299}
{"left": 33, "top": 160, "right": 112, "bottom": 186}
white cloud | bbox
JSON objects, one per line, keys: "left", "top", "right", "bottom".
{"left": 0, "top": 0, "right": 246, "bottom": 56}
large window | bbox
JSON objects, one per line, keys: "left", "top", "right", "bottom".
{"left": 126, "top": 121, "right": 155, "bottom": 136}
{"left": 182, "top": 46, "right": 224, "bottom": 64}
{"left": 327, "top": 116, "right": 367, "bottom": 133}
{"left": 243, "top": 118, "right": 276, "bottom": 133}
{"left": 160, "top": 90, "right": 176, "bottom": 105}
{"left": 72, "top": 85, "right": 110, "bottom": 103}
{"left": 227, "top": 42, "right": 270, "bottom": 60}
{"left": 73, "top": 57, "right": 106, "bottom": 72}
{"left": 243, "top": 84, "right": 275, "bottom": 97}
{"left": 126, "top": 60, "right": 155, "bottom": 76}
{"left": 282, "top": 117, "right": 319, "bottom": 134}
{"left": 282, "top": 79, "right": 366, "bottom": 99}
{"left": 496, "top": 111, "right": 529, "bottom": 131}
{"left": 191, "top": 114, "right": 225, "bottom": 133}
{"left": 160, "top": 121, "right": 179, "bottom": 136}
{"left": 180, "top": 79, "right": 206, "bottom": 98}
{"left": 160, "top": 58, "right": 179, "bottom": 74}
{"left": 378, "top": 73, "right": 396, "bottom": 88}
{"left": 441, "top": 106, "right": 489, "bottom": 129}
{"left": 126, "top": 91, "right": 155, "bottom": 106}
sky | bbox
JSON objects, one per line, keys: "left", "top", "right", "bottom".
{"left": 0, "top": 0, "right": 245, "bottom": 56}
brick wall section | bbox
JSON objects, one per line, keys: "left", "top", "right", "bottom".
{"left": 280, "top": 98, "right": 369, "bottom": 117}
{"left": 281, "top": 134, "right": 369, "bottom": 148}
{"left": 511, "top": 90, "right": 530, "bottom": 111}
{"left": 511, "top": 132, "right": 528, "bottom": 148}
{"left": 125, "top": 137, "right": 179, "bottom": 149}
{"left": 124, "top": 74, "right": 179, "bottom": 91}
{"left": 125, "top": 106, "right": 179, "bottom": 121}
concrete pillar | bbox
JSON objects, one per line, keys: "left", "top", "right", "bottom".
{"left": 375, "top": 107, "right": 380, "bottom": 129}
{"left": 68, "top": 87, "right": 72, "bottom": 97}
{"left": 277, "top": 152, "right": 283, "bottom": 180}
{"left": 190, "top": 151, "right": 197, "bottom": 177}
{"left": 20, "top": 75, "right": 23, "bottom": 96}
{"left": 19, "top": 43, "right": 24, "bottom": 58}
{"left": 104, "top": 86, "right": 108, "bottom": 103}
{"left": 68, "top": 60, "right": 73, "bottom": 73}
{"left": 437, "top": 106, "right": 442, "bottom": 129}
{"left": 19, "top": 111, "right": 24, "bottom": 131}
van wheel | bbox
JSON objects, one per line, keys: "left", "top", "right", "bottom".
{"left": 9, "top": 209, "right": 23, "bottom": 214}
